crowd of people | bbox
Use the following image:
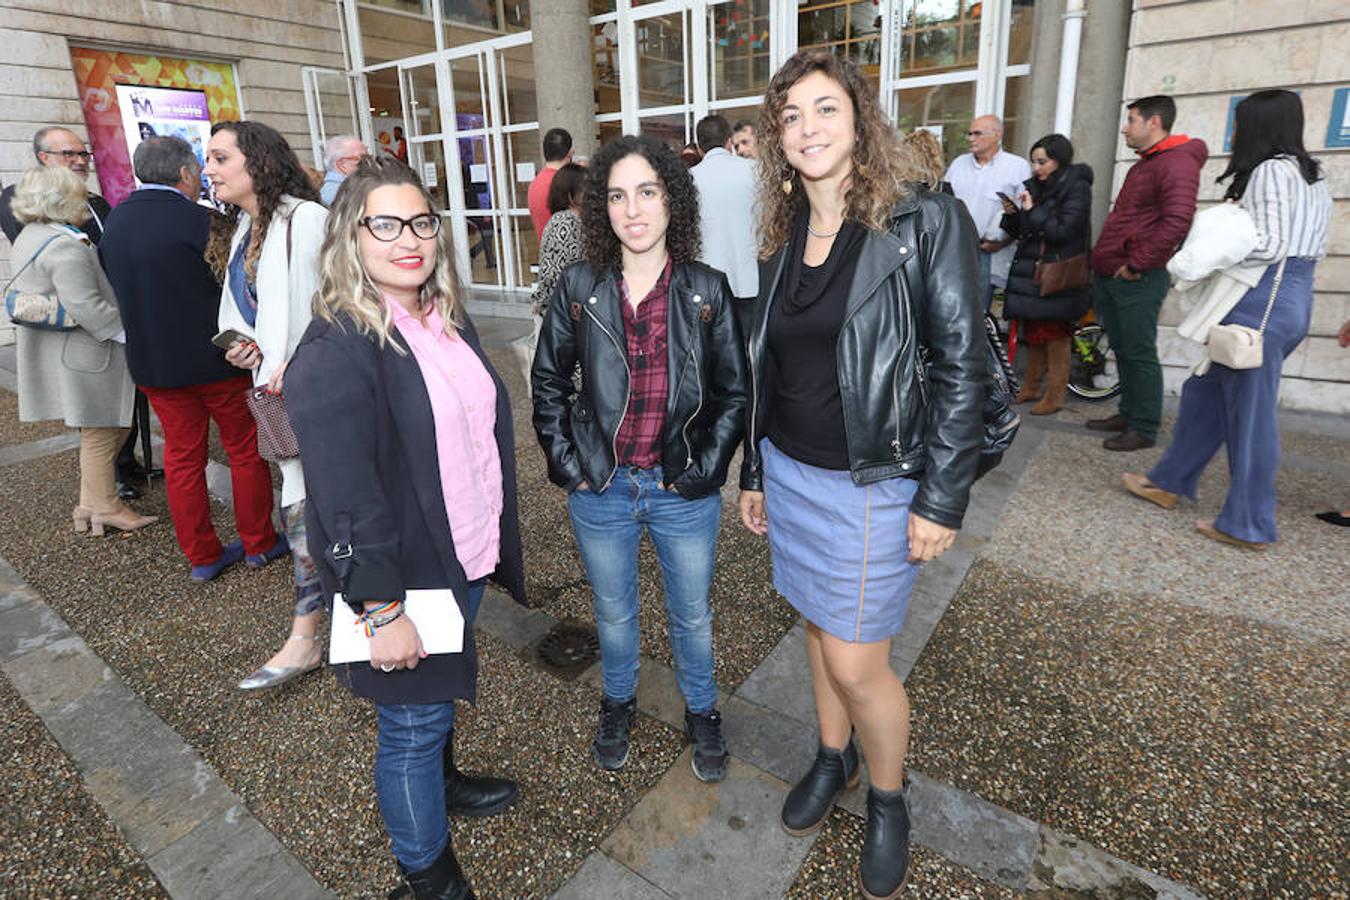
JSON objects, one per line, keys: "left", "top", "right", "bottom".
{"left": 0, "top": 43, "right": 1338, "bottom": 900}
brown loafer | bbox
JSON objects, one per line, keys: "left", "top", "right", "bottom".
{"left": 1195, "top": 519, "right": 1268, "bottom": 551}
{"left": 1086, "top": 413, "right": 1128, "bottom": 432}
{"left": 1122, "top": 473, "right": 1179, "bottom": 510}
{"left": 1103, "top": 430, "right": 1155, "bottom": 451}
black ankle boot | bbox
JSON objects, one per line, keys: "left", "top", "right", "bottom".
{"left": 443, "top": 733, "right": 519, "bottom": 818}
{"left": 393, "top": 842, "right": 476, "bottom": 900}
{"left": 780, "top": 740, "right": 859, "bottom": 835}
{"left": 859, "top": 782, "right": 911, "bottom": 899}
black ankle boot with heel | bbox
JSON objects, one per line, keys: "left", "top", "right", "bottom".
{"left": 859, "top": 780, "right": 912, "bottom": 900}
{"left": 442, "top": 734, "right": 519, "bottom": 818}
{"left": 781, "top": 740, "right": 860, "bottom": 835}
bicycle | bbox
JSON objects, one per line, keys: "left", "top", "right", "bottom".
{"left": 1068, "top": 310, "right": 1120, "bottom": 401}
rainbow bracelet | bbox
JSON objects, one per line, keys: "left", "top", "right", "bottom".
{"left": 359, "top": 600, "right": 402, "bottom": 638}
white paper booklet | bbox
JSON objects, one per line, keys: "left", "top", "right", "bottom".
{"left": 329, "top": 590, "right": 465, "bottom": 665}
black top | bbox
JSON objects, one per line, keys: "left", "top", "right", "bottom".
{"left": 999, "top": 162, "right": 1094, "bottom": 322}
{"left": 1, "top": 183, "right": 111, "bottom": 245}
{"left": 765, "top": 214, "right": 866, "bottom": 470}
{"left": 98, "top": 189, "right": 239, "bottom": 388}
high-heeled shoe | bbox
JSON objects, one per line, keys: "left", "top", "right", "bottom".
{"left": 237, "top": 634, "right": 322, "bottom": 690}
{"left": 89, "top": 508, "right": 159, "bottom": 536}
{"left": 72, "top": 506, "right": 93, "bottom": 533}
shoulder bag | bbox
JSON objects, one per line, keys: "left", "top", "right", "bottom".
{"left": 1031, "top": 188, "right": 1092, "bottom": 297}
{"left": 1205, "top": 257, "right": 1286, "bottom": 371}
{"left": 3, "top": 233, "right": 78, "bottom": 331}
{"left": 243, "top": 211, "right": 301, "bottom": 461}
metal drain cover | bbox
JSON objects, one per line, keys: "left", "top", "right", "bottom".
{"left": 536, "top": 623, "right": 600, "bottom": 676}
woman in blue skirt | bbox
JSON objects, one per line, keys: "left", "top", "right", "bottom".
{"left": 738, "top": 50, "right": 985, "bottom": 899}
{"left": 1122, "top": 90, "right": 1332, "bottom": 549}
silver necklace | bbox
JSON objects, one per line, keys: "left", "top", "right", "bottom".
{"left": 806, "top": 220, "right": 840, "bottom": 239}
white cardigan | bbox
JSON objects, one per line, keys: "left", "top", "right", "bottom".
{"left": 218, "top": 195, "right": 328, "bottom": 506}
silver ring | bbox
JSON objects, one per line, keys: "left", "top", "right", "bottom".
{"left": 380, "top": 663, "right": 395, "bottom": 672}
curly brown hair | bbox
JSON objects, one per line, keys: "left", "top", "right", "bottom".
{"left": 204, "top": 120, "right": 320, "bottom": 280}
{"left": 580, "top": 135, "right": 700, "bottom": 272}
{"left": 903, "top": 128, "right": 947, "bottom": 190}
{"left": 755, "top": 50, "right": 912, "bottom": 258}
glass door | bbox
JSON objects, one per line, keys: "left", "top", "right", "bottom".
{"left": 301, "top": 66, "right": 361, "bottom": 170}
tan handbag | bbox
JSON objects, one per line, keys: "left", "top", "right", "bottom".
{"left": 1033, "top": 242, "right": 1091, "bottom": 296}
{"left": 1206, "top": 257, "right": 1286, "bottom": 371}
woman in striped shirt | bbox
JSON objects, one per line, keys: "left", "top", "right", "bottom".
{"left": 1122, "top": 90, "right": 1332, "bottom": 549}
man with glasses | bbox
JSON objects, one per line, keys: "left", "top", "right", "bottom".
{"left": 1, "top": 126, "right": 111, "bottom": 244}
{"left": 319, "top": 134, "right": 369, "bottom": 206}
{"left": 944, "top": 115, "right": 1030, "bottom": 312}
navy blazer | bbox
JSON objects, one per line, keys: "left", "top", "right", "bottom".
{"left": 98, "top": 188, "right": 238, "bottom": 388}
{"left": 286, "top": 312, "right": 527, "bottom": 706}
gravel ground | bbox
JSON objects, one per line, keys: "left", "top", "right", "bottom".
{"left": 785, "top": 809, "right": 1019, "bottom": 899}
{"left": 984, "top": 427, "right": 1348, "bottom": 639}
{"left": 904, "top": 558, "right": 1347, "bottom": 899}
{"left": 0, "top": 389, "right": 70, "bottom": 447}
{"left": 0, "top": 671, "right": 168, "bottom": 899}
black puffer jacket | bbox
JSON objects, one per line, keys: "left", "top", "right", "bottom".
{"left": 1001, "top": 162, "right": 1094, "bottom": 322}
{"left": 740, "top": 187, "right": 986, "bottom": 530}
{"left": 532, "top": 260, "right": 748, "bottom": 499}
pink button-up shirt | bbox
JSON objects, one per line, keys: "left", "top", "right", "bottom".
{"left": 389, "top": 300, "right": 502, "bottom": 581}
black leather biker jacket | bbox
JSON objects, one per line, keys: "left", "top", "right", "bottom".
{"left": 532, "top": 260, "right": 748, "bottom": 499}
{"left": 740, "top": 188, "right": 987, "bottom": 530}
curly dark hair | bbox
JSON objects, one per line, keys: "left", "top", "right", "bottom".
{"left": 580, "top": 135, "right": 700, "bottom": 272}
{"left": 755, "top": 50, "right": 912, "bottom": 258}
{"left": 204, "top": 120, "right": 320, "bottom": 280}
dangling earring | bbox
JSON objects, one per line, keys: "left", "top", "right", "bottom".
{"left": 781, "top": 169, "right": 794, "bottom": 194}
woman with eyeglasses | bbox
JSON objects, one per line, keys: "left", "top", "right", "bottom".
{"left": 204, "top": 120, "right": 325, "bottom": 687}
{"left": 286, "top": 156, "right": 526, "bottom": 899}
{"left": 532, "top": 135, "right": 747, "bottom": 785}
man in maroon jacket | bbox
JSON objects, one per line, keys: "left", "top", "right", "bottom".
{"left": 1089, "top": 95, "right": 1207, "bottom": 451}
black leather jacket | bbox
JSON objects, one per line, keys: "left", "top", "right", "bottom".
{"left": 740, "top": 188, "right": 986, "bottom": 529}
{"left": 532, "top": 260, "right": 748, "bottom": 499}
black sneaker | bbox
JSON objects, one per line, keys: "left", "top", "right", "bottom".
{"left": 684, "top": 707, "right": 728, "bottom": 783}
{"left": 592, "top": 696, "right": 636, "bottom": 771}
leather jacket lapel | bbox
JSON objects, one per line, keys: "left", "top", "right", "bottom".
{"left": 843, "top": 227, "right": 910, "bottom": 323}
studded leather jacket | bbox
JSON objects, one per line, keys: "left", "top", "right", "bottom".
{"left": 533, "top": 260, "right": 748, "bottom": 499}
{"left": 740, "top": 188, "right": 987, "bottom": 530}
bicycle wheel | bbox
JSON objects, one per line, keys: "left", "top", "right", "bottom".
{"left": 1068, "top": 323, "right": 1121, "bottom": 400}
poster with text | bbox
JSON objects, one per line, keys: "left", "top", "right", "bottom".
{"left": 115, "top": 85, "right": 212, "bottom": 198}
{"left": 70, "top": 47, "right": 240, "bottom": 206}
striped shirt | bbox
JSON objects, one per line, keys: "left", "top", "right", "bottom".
{"left": 1241, "top": 156, "right": 1332, "bottom": 262}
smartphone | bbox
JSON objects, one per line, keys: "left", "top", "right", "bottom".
{"left": 995, "top": 191, "right": 1015, "bottom": 205}
{"left": 211, "top": 328, "right": 253, "bottom": 351}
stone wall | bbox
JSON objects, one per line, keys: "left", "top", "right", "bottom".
{"left": 1122, "top": 0, "right": 1349, "bottom": 413}
{"left": 0, "top": 0, "right": 345, "bottom": 324}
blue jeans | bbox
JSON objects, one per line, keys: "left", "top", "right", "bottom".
{"left": 374, "top": 579, "right": 485, "bottom": 871}
{"left": 978, "top": 249, "right": 995, "bottom": 313}
{"left": 567, "top": 466, "right": 721, "bottom": 713}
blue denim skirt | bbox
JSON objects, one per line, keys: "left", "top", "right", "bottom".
{"left": 761, "top": 438, "right": 920, "bottom": 643}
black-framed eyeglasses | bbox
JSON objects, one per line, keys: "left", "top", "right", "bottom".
{"left": 43, "top": 149, "right": 93, "bottom": 161}
{"left": 360, "top": 214, "right": 440, "bottom": 242}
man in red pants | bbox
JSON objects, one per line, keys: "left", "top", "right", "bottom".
{"left": 99, "top": 136, "right": 286, "bottom": 581}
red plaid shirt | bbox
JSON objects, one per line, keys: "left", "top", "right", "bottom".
{"left": 613, "top": 260, "right": 672, "bottom": 468}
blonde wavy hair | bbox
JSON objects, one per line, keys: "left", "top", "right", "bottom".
{"left": 903, "top": 128, "right": 948, "bottom": 190}
{"left": 755, "top": 50, "right": 913, "bottom": 258}
{"left": 313, "top": 156, "right": 464, "bottom": 351}
{"left": 11, "top": 165, "right": 88, "bottom": 226}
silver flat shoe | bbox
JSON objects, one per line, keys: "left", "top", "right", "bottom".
{"left": 238, "top": 634, "right": 322, "bottom": 690}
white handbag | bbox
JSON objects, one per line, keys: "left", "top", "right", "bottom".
{"left": 1204, "top": 257, "right": 1286, "bottom": 371}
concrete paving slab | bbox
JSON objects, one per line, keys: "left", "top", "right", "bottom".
{"left": 1028, "top": 826, "right": 1205, "bottom": 900}
{"left": 719, "top": 693, "right": 819, "bottom": 788}
{"left": 602, "top": 750, "right": 814, "bottom": 899}
{"left": 147, "top": 806, "right": 333, "bottom": 900}
{"left": 0, "top": 598, "right": 72, "bottom": 662}
{"left": 732, "top": 622, "right": 815, "bottom": 727}
{"left": 0, "top": 431, "right": 81, "bottom": 466}
{"left": 549, "top": 851, "right": 674, "bottom": 900}
{"left": 476, "top": 585, "right": 557, "bottom": 650}
{"left": 3, "top": 633, "right": 112, "bottom": 714}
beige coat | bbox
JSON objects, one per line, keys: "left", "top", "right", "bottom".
{"left": 10, "top": 223, "right": 134, "bottom": 427}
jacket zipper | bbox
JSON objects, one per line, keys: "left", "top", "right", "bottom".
{"left": 681, "top": 345, "right": 702, "bottom": 468}
{"left": 585, "top": 306, "right": 629, "bottom": 492}
{"left": 892, "top": 322, "right": 913, "bottom": 459}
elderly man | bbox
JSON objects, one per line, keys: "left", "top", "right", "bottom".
{"left": 944, "top": 115, "right": 1030, "bottom": 311}
{"left": 99, "top": 136, "right": 285, "bottom": 581}
{"left": 320, "top": 134, "right": 369, "bottom": 205}
{"left": 732, "top": 121, "right": 758, "bottom": 160}
{"left": 1, "top": 126, "right": 111, "bottom": 244}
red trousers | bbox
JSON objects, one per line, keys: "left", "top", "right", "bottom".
{"left": 141, "top": 376, "right": 278, "bottom": 565}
